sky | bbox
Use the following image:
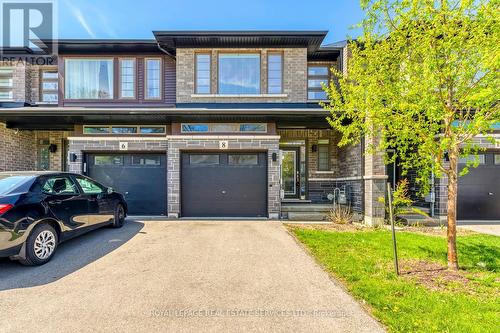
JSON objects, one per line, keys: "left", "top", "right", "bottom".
{"left": 58, "top": 0, "right": 365, "bottom": 44}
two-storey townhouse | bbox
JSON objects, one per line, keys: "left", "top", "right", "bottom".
{"left": 0, "top": 31, "right": 498, "bottom": 221}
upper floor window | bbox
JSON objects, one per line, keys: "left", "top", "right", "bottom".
{"left": 119, "top": 58, "right": 136, "bottom": 99}
{"left": 41, "top": 69, "right": 58, "bottom": 103}
{"left": 267, "top": 52, "right": 282, "bottom": 94}
{"left": 307, "top": 65, "right": 329, "bottom": 100}
{"left": 65, "top": 59, "right": 113, "bottom": 99}
{"left": 218, "top": 53, "right": 260, "bottom": 94}
{"left": 0, "top": 67, "right": 14, "bottom": 101}
{"left": 145, "top": 58, "right": 161, "bottom": 99}
{"left": 195, "top": 53, "right": 211, "bottom": 94}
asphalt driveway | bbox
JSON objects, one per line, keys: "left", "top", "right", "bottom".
{"left": 0, "top": 220, "right": 384, "bottom": 333}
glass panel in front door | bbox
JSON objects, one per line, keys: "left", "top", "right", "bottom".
{"left": 281, "top": 150, "right": 297, "bottom": 196}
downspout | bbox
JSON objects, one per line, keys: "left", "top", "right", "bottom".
{"left": 156, "top": 41, "right": 175, "bottom": 59}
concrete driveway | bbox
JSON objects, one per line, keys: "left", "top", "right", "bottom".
{"left": 458, "top": 220, "right": 500, "bottom": 236}
{"left": 0, "top": 220, "right": 384, "bottom": 333}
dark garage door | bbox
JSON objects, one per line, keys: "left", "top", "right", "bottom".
{"left": 181, "top": 152, "right": 267, "bottom": 217}
{"left": 458, "top": 152, "right": 500, "bottom": 220}
{"left": 87, "top": 153, "right": 167, "bottom": 215}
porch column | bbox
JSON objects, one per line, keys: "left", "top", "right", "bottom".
{"left": 363, "top": 134, "right": 387, "bottom": 226}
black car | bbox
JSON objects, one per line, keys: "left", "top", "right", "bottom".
{"left": 0, "top": 172, "right": 127, "bottom": 266}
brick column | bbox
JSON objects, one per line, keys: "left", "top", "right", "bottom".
{"left": 363, "top": 134, "right": 387, "bottom": 226}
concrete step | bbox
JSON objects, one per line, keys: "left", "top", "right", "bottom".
{"left": 281, "top": 204, "right": 333, "bottom": 213}
{"left": 287, "top": 212, "right": 328, "bottom": 221}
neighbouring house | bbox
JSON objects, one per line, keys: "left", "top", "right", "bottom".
{"left": 0, "top": 31, "right": 498, "bottom": 221}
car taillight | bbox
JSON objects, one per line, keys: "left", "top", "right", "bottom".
{"left": 0, "top": 204, "right": 13, "bottom": 215}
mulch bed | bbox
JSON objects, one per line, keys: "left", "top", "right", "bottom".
{"left": 284, "top": 222, "right": 365, "bottom": 232}
{"left": 399, "top": 259, "right": 474, "bottom": 293}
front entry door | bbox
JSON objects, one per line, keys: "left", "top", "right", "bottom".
{"left": 281, "top": 148, "right": 300, "bottom": 199}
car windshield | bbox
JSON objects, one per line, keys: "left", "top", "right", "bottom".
{"left": 0, "top": 175, "right": 33, "bottom": 195}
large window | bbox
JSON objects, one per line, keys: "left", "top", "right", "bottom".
{"left": 65, "top": 59, "right": 113, "bottom": 99}
{"left": 195, "top": 53, "right": 211, "bottom": 94}
{"left": 218, "top": 53, "right": 260, "bottom": 94}
{"left": 145, "top": 58, "right": 161, "bottom": 99}
{"left": 0, "top": 67, "right": 13, "bottom": 101}
{"left": 307, "top": 65, "right": 329, "bottom": 100}
{"left": 40, "top": 69, "right": 58, "bottom": 103}
{"left": 267, "top": 53, "right": 282, "bottom": 94}
{"left": 119, "top": 58, "right": 136, "bottom": 99}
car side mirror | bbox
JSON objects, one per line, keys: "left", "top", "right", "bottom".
{"left": 107, "top": 187, "right": 114, "bottom": 194}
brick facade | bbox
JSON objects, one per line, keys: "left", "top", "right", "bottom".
{"left": 0, "top": 123, "right": 36, "bottom": 171}
{"left": 176, "top": 48, "right": 311, "bottom": 103}
{"left": 278, "top": 129, "right": 364, "bottom": 212}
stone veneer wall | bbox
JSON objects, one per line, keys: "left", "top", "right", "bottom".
{"left": 176, "top": 48, "right": 311, "bottom": 103}
{"left": 363, "top": 133, "right": 387, "bottom": 225}
{"left": 0, "top": 123, "right": 36, "bottom": 171}
{"left": 67, "top": 138, "right": 168, "bottom": 174}
{"left": 167, "top": 135, "right": 281, "bottom": 218}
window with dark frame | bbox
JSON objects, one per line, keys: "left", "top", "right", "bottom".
{"left": 0, "top": 67, "right": 14, "bottom": 101}
{"left": 218, "top": 53, "right": 260, "bottom": 94}
{"left": 119, "top": 59, "right": 136, "bottom": 99}
{"left": 268, "top": 52, "right": 282, "bottom": 94}
{"left": 318, "top": 144, "right": 330, "bottom": 171}
{"left": 195, "top": 53, "right": 211, "bottom": 94}
{"left": 307, "top": 65, "right": 329, "bottom": 100}
{"left": 83, "top": 125, "right": 166, "bottom": 135}
{"left": 40, "top": 69, "right": 58, "bottom": 103}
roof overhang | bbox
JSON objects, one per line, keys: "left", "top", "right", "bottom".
{"left": 0, "top": 106, "right": 332, "bottom": 129}
{"left": 153, "top": 30, "right": 328, "bottom": 55}
{"left": 43, "top": 39, "right": 162, "bottom": 54}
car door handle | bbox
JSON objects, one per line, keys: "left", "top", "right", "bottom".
{"left": 49, "top": 200, "right": 62, "bottom": 205}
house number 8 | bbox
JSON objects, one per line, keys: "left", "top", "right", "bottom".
{"left": 219, "top": 141, "right": 228, "bottom": 150}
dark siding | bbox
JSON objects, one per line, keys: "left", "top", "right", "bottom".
{"left": 137, "top": 58, "right": 144, "bottom": 101}
{"left": 164, "top": 57, "right": 176, "bottom": 105}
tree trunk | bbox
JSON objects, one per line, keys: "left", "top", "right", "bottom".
{"left": 446, "top": 147, "right": 459, "bottom": 271}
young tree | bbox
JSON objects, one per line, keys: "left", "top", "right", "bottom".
{"left": 324, "top": 0, "right": 499, "bottom": 270}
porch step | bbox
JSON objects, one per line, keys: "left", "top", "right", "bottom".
{"left": 281, "top": 204, "right": 333, "bottom": 213}
{"left": 287, "top": 212, "right": 328, "bottom": 221}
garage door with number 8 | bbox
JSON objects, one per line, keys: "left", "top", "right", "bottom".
{"left": 181, "top": 152, "right": 267, "bottom": 217}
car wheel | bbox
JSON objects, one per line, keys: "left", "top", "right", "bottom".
{"left": 19, "top": 223, "right": 58, "bottom": 266}
{"left": 112, "top": 204, "right": 125, "bottom": 228}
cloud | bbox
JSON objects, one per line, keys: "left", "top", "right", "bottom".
{"left": 64, "top": 0, "right": 96, "bottom": 38}
{"left": 94, "top": 9, "right": 117, "bottom": 38}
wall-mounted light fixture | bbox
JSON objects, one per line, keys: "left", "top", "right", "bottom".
{"left": 272, "top": 152, "right": 277, "bottom": 162}
{"left": 311, "top": 144, "right": 318, "bottom": 153}
{"left": 48, "top": 144, "right": 57, "bottom": 153}
{"left": 69, "top": 153, "right": 78, "bottom": 162}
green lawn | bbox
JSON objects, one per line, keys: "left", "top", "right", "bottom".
{"left": 290, "top": 227, "right": 500, "bottom": 333}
